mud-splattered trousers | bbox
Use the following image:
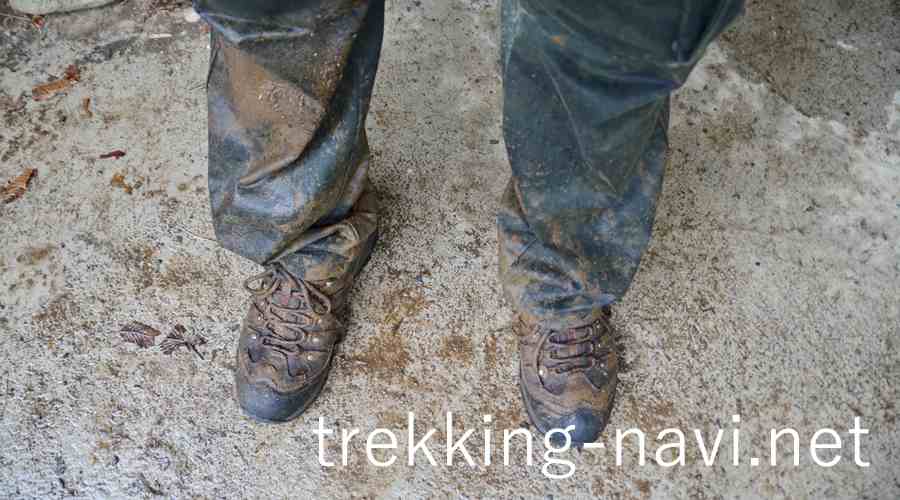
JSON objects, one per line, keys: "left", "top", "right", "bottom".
{"left": 195, "top": 0, "right": 744, "bottom": 329}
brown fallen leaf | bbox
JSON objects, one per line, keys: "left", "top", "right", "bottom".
{"left": 81, "top": 97, "right": 92, "bottom": 118}
{"left": 31, "top": 15, "right": 45, "bottom": 30}
{"left": 2, "top": 168, "right": 37, "bottom": 204}
{"left": 109, "top": 173, "right": 134, "bottom": 194}
{"left": 64, "top": 65, "right": 80, "bottom": 81}
{"left": 119, "top": 321, "right": 162, "bottom": 348}
{"left": 32, "top": 80, "right": 71, "bottom": 101}
{"left": 160, "top": 325, "right": 207, "bottom": 359}
{"left": 100, "top": 150, "right": 126, "bottom": 160}
{"left": 32, "top": 64, "right": 80, "bottom": 101}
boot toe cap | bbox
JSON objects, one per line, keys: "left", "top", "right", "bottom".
{"left": 544, "top": 407, "right": 607, "bottom": 446}
{"left": 235, "top": 371, "right": 325, "bottom": 423}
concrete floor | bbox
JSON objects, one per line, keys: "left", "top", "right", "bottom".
{"left": 1, "top": 0, "right": 898, "bottom": 498}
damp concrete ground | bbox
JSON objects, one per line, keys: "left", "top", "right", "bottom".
{"left": 1, "top": 0, "right": 898, "bottom": 498}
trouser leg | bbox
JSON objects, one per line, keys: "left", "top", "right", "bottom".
{"left": 499, "top": 0, "right": 744, "bottom": 329}
{"left": 196, "top": 0, "right": 385, "bottom": 281}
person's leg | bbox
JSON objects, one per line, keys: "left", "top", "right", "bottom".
{"left": 195, "top": 0, "right": 384, "bottom": 422}
{"left": 500, "top": 0, "right": 743, "bottom": 443}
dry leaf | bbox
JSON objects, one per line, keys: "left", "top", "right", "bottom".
{"left": 81, "top": 97, "right": 92, "bottom": 118}
{"left": 2, "top": 168, "right": 37, "bottom": 204}
{"left": 31, "top": 16, "right": 45, "bottom": 30}
{"left": 110, "top": 173, "right": 133, "bottom": 194}
{"left": 32, "top": 80, "right": 71, "bottom": 101}
{"left": 119, "top": 321, "right": 162, "bottom": 348}
{"left": 64, "top": 65, "right": 80, "bottom": 81}
{"left": 100, "top": 150, "right": 126, "bottom": 160}
{"left": 32, "top": 64, "right": 80, "bottom": 101}
{"left": 160, "top": 325, "right": 207, "bottom": 359}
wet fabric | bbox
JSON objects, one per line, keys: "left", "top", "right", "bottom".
{"left": 195, "top": 0, "right": 743, "bottom": 327}
{"left": 499, "top": 0, "right": 743, "bottom": 328}
{"left": 198, "top": 0, "right": 382, "bottom": 283}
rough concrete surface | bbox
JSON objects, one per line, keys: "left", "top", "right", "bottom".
{"left": 1, "top": 0, "right": 898, "bottom": 498}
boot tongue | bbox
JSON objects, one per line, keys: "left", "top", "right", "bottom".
{"left": 551, "top": 326, "right": 592, "bottom": 344}
{"left": 266, "top": 277, "right": 303, "bottom": 309}
{"left": 540, "top": 327, "right": 594, "bottom": 394}
{"left": 266, "top": 284, "right": 307, "bottom": 342}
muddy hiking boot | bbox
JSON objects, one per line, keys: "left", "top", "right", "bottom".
{"left": 516, "top": 307, "right": 620, "bottom": 445}
{"left": 235, "top": 262, "right": 356, "bottom": 422}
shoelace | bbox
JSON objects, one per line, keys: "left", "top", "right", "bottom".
{"left": 243, "top": 263, "right": 332, "bottom": 361}
{"left": 538, "top": 320, "right": 611, "bottom": 375}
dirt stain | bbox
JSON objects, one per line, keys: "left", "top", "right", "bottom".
{"left": 344, "top": 287, "right": 427, "bottom": 379}
{"left": 17, "top": 245, "right": 55, "bottom": 265}
{"left": 483, "top": 329, "right": 500, "bottom": 369}
{"left": 377, "top": 410, "right": 407, "bottom": 429}
{"left": 622, "top": 394, "right": 676, "bottom": 434}
{"left": 703, "top": 103, "right": 755, "bottom": 153}
{"left": 32, "top": 293, "right": 79, "bottom": 331}
{"left": 158, "top": 254, "right": 208, "bottom": 289}
{"left": 636, "top": 479, "right": 651, "bottom": 498}
{"left": 438, "top": 333, "right": 474, "bottom": 364}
